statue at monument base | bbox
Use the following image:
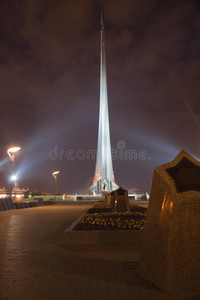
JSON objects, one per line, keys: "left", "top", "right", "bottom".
{"left": 89, "top": 178, "right": 118, "bottom": 196}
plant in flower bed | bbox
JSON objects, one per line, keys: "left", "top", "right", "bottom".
{"left": 73, "top": 212, "right": 146, "bottom": 231}
{"left": 87, "top": 203, "right": 147, "bottom": 214}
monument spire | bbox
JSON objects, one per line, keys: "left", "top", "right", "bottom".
{"left": 89, "top": 13, "right": 118, "bottom": 195}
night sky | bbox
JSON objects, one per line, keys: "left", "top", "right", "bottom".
{"left": 0, "top": 0, "right": 200, "bottom": 194}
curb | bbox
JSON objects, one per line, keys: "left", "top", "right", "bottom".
{"left": 64, "top": 202, "right": 96, "bottom": 232}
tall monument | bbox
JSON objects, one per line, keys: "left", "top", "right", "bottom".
{"left": 89, "top": 13, "right": 118, "bottom": 195}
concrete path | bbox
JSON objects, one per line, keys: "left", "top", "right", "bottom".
{"left": 0, "top": 203, "right": 197, "bottom": 300}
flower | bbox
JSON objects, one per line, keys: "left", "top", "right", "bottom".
{"left": 73, "top": 211, "right": 146, "bottom": 231}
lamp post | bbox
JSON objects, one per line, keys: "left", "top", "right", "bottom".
{"left": 52, "top": 171, "right": 59, "bottom": 203}
{"left": 7, "top": 147, "right": 21, "bottom": 199}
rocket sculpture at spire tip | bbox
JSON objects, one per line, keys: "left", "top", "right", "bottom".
{"left": 101, "top": 10, "right": 104, "bottom": 30}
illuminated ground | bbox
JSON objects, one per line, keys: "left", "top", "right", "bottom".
{"left": 0, "top": 202, "right": 196, "bottom": 300}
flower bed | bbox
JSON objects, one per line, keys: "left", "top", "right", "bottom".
{"left": 73, "top": 211, "right": 146, "bottom": 231}
{"left": 87, "top": 204, "right": 147, "bottom": 215}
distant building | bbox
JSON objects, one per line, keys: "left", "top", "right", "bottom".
{"left": 0, "top": 187, "right": 7, "bottom": 199}
{"left": 0, "top": 184, "right": 29, "bottom": 200}
{"left": 128, "top": 192, "right": 150, "bottom": 200}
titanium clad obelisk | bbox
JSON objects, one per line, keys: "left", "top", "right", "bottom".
{"left": 89, "top": 13, "right": 118, "bottom": 195}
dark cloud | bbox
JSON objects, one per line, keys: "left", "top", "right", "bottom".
{"left": 0, "top": 0, "right": 200, "bottom": 193}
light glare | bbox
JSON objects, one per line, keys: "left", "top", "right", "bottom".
{"left": 8, "top": 147, "right": 21, "bottom": 153}
{"left": 52, "top": 171, "right": 60, "bottom": 175}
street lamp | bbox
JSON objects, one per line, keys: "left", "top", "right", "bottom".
{"left": 52, "top": 171, "right": 60, "bottom": 203}
{"left": 7, "top": 147, "right": 21, "bottom": 198}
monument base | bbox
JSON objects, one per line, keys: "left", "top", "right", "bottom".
{"left": 89, "top": 179, "right": 118, "bottom": 196}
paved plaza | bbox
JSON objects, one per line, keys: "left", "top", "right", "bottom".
{"left": 0, "top": 203, "right": 198, "bottom": 300}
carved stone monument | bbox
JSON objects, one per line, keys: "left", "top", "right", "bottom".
{"left": 138, "top": 150, "right": 200, "bottom": 293}
{"left": 105, "top": 191, "right": 110, "bottom": 204}
{"left": 113, "top": 187, "right": 130, "bottom": 213}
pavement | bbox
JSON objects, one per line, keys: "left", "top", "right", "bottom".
{"left": 0, "top": 202, "right": 198, "bottom": 300}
